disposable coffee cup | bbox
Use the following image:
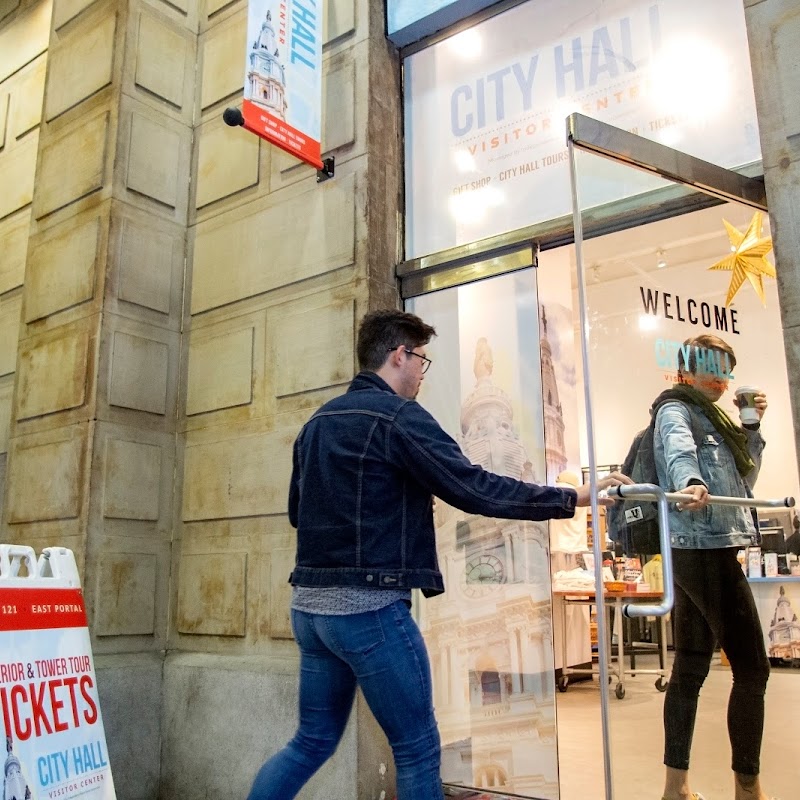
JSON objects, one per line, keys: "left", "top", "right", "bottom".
{"left": 735, "top": 386, "right": 760, "bottom": 424}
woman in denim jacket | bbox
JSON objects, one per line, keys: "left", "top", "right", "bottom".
{"left": 653, "top": 334, "right": 774, "bottom": 800}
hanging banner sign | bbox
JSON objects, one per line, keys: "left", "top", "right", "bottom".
{"left": 1, "top": 546, "right": 116, "bottom": 800}
{"left": 242, "top": 0, "right": 323, "bottom": 169}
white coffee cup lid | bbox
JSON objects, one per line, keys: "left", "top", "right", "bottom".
{"left": 735, "top": 385, "right": 759, "bottom": 394}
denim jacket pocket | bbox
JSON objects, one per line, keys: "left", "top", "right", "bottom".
{"left": 696, "top": 433, "right": 735, "bottom": 498}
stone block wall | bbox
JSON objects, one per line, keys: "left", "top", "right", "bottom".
{"left": 1, "top": 0, "right": 401, "bottom": 795}
{"left": 745, "top": 0, "right": 800, "bottom": 471}
{"left": 1, "top": 0, "right": 401, "bottom": 790}
{"left": 1, "top": 0, "right": 195, "bottom": 796}
{"left": 0, "top": 0, "right": 51, "bottom": 525}
{"left": 162, "top": 0, "right": 400, "bottom": 796}
{"left": 3, "top": 0, "right": 196, "bottom": 632}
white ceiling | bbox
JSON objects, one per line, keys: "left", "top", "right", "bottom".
{"left": 568, "top": 202, "right": 773, "bottom": 287}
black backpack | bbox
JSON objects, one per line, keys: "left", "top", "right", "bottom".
{"left": 607, "top": 401, "right": 705, "bottom": 555}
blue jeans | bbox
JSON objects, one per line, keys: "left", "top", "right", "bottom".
{"left": 248, "top": 600, "right": 444, "bottom": 800}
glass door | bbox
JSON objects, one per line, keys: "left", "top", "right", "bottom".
{"left": 407, "top": 263, "right": 567, "bottom": 799}
{"left": 568, "top": 114, "right": 799, "bottom": 800}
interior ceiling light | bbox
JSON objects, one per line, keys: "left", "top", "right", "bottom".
{"left": 639, "top": 314, "right": 658, "bottom": 331}
{"left": 656, "top": 249, "right": 667, "bottom": 269}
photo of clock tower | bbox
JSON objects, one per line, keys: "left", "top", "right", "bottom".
{"left": 418, "top": 331, "right": 567, "bottom": 798}
{"left": 246, "top": 9, "right": 288, "bottom": 119}
{"left": 540, "top": 306, "right": 568, "bottom": 483}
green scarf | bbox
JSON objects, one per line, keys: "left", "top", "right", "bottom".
{"left": 651, "top": 384, "right": 755, "bottom": 478}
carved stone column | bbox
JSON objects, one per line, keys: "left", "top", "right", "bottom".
{"left": 161, "top": 0, "right": 402, "bottom": 796}
{"left": 1, "top": 0, "right": 196, "bottom": 794}
{"left": 0, "top": 0, "right": 51, "bottom": 528}
{"left": 745, "top": 0, "right": 800, "bottom": 469}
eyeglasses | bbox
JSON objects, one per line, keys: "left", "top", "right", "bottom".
{"left": 387, "top": 346, "right": 432, "bottom": 374}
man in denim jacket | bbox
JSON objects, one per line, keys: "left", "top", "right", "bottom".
{"left": 248, "top": 309, "right": 630, "bottom": 800}
{"left": 653, "top": 334, "right": 774, "bottom": 800}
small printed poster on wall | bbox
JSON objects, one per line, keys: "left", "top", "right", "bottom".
{"left": 243, "top": 0, "right": 323, "bottom": 169}
{"left": 750, "top": 582, "right": 800, "bottom": 663}
{"left": 537, "top": 248, "right": 582, "bottom": 484}
{"left": 1, "top": 557, "right": 115, "bottom": 800}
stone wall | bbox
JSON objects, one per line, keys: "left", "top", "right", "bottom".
{"left": 0, "top": 0, "right": 51, "bottom": 526}
{"left": 163, "top": 0, "right": 401, "bottom": 795}
{"left": 1, "top": 0, "right": 199, "bottom": 793}
{"left": 745, "top": 0, "right": 800, "bottom": 475}
{"left": 1, "top": 0, "right": 401, "bottom": 796}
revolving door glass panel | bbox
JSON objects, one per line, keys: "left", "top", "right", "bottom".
{"left": 569, "top": 132, "right": 800, "bottom": 800}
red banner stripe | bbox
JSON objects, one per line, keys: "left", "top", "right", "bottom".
{"left": 0, "top": 588, "right": 88, "bottom": 632}
{"left": 242, "top": 99, "right": 323, "bottom": 169}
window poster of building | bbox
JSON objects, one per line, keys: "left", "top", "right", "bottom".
{"left": 243, "top": 0, "right": 322, "bottom": 168}
{"left": 536, "top": 248, "right": 582, "bottom": 485}
{"left": 408, "top": 270, "right": 570, "bottom": 797}
{"left": 404, "top": 0, "right": 761, "bottom": 257}
{"left": 763, "top": 584, "right": 800, "bottom": 662}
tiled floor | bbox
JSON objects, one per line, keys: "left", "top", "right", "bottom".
{"left": 556, "top": 654, "right": 798, "bottom": 800}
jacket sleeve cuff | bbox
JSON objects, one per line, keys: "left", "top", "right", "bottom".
{"left": 685, "top": 478, "right": 708, "bottom": 489}
{"left": 677, "top": 473, "right": 706, "bottom": 490}
{"left": 561, "top": 488, "right": 577, "bottom": 516}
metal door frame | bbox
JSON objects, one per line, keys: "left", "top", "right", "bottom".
{"left": 567, "top": 112, "right": 767, "bottom": 800}
{"left": 397, "top": 115, "right": 765, "bottom": 302}
{"left": 396, "top": 113, "right": 768, "bottom": 800}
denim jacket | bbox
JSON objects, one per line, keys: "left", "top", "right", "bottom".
{"left": 288, "top": 372, "right": 577, "bottom": 597}
{"left": 653, "top": 401, "right": 765, "bottom": 549}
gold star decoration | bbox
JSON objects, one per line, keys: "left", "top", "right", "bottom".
{"left": 707, "top": 211, "right": 775, "bottom": 306}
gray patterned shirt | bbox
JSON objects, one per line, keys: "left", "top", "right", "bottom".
{"left": 291, "top": 586, "right": 411, "bottom": 615}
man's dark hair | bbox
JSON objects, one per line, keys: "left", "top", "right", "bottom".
{"left": 357, "top": 310, "right": 436, "bottom": 371}
{"left": 677, "top": 334, "right": 737, "bottom": 375}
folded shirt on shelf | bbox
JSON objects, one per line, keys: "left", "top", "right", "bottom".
{"left": 552, "top": 568, "right": 596, "bottom": 592}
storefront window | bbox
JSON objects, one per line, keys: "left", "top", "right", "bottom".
{"left": 404, "top": 0, "right": 761, "bottom": 258}
{"left": 407, "top": 197, "right": 799, "bottom": 800}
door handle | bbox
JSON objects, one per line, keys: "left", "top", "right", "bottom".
{"left": 603, "top": 485, "right": 795, "bottom": 619}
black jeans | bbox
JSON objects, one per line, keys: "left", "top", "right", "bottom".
{"left": 664, "top": 547, "right": 770, "bottom": 775}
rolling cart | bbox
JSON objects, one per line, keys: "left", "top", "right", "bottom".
{"left": 554, "top": 588, "right": 668, "bottom": 699}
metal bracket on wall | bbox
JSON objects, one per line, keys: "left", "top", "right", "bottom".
{"left": 317, "top": 157, "right": 335, "bottom": 183}
{"left": 224, "top": 107, "right": 335, "bottom": 185}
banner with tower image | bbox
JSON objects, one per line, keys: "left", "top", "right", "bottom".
{"left": 243, "top": 0, "right": 322, "bottom": 168}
